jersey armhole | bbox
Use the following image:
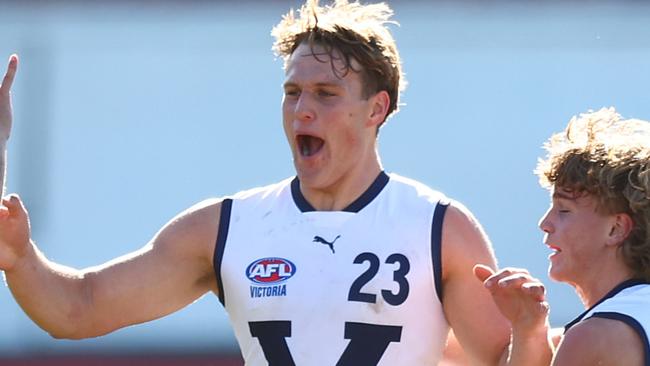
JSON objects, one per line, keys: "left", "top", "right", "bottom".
{"left": 213, "top": 198, "right": 233, "bottom": 307}
{"left": 431, "top": 199, "right": 450, "bottom": 304}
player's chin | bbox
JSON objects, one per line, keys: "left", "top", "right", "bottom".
{"left": 547, "top": 265, "right": 568, "bottom": 283}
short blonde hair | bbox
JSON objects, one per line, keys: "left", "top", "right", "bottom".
{"left": 271, "top": 0, "right": 404, "bottom": 125}
{"left": 536, "top": 107, "right": 650, "bottom": 280}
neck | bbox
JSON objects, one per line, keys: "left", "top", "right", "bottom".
{"left": 573, "top": 261, "right": 635, "bottom": 308}
{"left": 299, "top": 163, "right": 382, "bottom": 211}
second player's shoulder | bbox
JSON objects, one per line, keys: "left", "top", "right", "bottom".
{"left": 555, "top": 316, "right": 645, "bottom": 366}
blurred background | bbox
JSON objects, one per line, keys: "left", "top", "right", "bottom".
{"left": 1, "top": 0, "right": 649, "bottom": 364}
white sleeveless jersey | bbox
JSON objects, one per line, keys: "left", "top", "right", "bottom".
{"left": 565, "top": 280, "right": 650, "bottom": 366}
{"left": 213, "top": 172, "right": 450, "bottom": 366}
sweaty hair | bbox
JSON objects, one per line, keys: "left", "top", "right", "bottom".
{"left": 536, "top": 107, "right": 650, "bottom": 281}
{"left": 271, "top": 0, "right": 404, "bottom": 126}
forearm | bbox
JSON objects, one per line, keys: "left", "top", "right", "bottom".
{"left": 501, "top": 326, "right": 554, "bottom": 366}
{"left": 5, "top": 241, "right": 92, "bottom": 339}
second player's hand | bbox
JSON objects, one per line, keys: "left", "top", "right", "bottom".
{"left": 0, "top": 54, "right": 18, "bottom": 142}
{"left": 474, "top": 264, "right": 549, "bottom": 335}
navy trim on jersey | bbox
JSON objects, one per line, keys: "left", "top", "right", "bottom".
{"left": 565, "top": 279, "right": 649, "bottom": 332}
{"left": 290, "top": 171, "right": 390, "bottom": 213}
{"left": 591, "top": 312, "right": 650, "bottom": 366}
{"left": 213, "top": 198, "right": 233, "bottom": 307}
{"left": 291, "top": 178, "right": 312, "bottom": 212}
{"left": 431, "top": 199, "right": 450, "bottom": 304}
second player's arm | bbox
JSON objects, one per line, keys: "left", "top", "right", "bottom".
{"left": 474, "top": 265, "right": 554, "bottom": 366}
{"left": 4, "top": 198, "right": 222, "bottom": 339}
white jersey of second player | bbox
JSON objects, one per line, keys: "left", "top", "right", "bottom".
{"left": 213, "top": 172, "right": 450, "bottom": 365}
{"left": 565, "top": 280, "right": 650, "bottom": 366}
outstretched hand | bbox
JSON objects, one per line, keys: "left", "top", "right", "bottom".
{"left": 1, "top": 54, "right": 18, "bottom": 142}
{"left": 474, "top": 264, "right": 549, "bottom": 335}
{"left": 0, "top": 194, "right": 31, "bottom": 272}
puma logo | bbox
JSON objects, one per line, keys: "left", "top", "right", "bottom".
{"left": 313, "top": 235, "right": 340, "bottom": 254}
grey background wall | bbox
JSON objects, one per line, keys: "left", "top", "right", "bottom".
{"left": 1, "top": 0, "right": 649, "bottom": 357}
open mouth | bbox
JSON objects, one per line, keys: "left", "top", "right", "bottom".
{"left": 547, "top": 244, "right": 562, "bottom": 253}
{"left": 297, "top": 134, "right": 325, "bottom": 157}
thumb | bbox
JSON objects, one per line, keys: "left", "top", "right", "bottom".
{"left": 473, "top": 264, "right": 495, "bottom": 282}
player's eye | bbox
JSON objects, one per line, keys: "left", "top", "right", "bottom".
{"left": 317, "top": 90, "right": 336, "bottom": 97}
{"left": 285, "top": 90, "right": 299, "bottom": 97}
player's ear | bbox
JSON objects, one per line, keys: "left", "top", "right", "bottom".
{"left": 367, "top": 90, "right": 389, "bottom": 128}
{"left": 607, "top": 212, "right": 634, "bottom": 247}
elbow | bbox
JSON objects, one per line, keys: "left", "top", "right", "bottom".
{"left": 44, "top": 319, "right": 100, "bottom": 341}
{"left": 48, "top": 326, "right": 103, "bottom": 340}
{"left": 47, "top": 325, "right": 108, "bottom": 340}
{"left": 44, "top": 317, "right": 88, "bottom": 339}
{"left": 49, "top": 330, "right": 82, "bottom": 340}
{"left": 43, "top": 310, "right": 93, "bottom": 340}
{"left": 49, "top": 273, "right": 98, "bottom": 340}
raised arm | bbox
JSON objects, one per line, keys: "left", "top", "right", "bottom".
{"left": 0, "top": 54, "right": 18, "bottom": 201}
{"left": 1, "top": 195, "right": 222, "bottom": 339}
{"left": 441, "top": 202, "right": 511, "bottom": 365}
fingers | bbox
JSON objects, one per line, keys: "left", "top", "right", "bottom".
{"left": 522, "top": 281, "right": 547, "bottom": 302}
{"left": 493, "top": 273, "right": 532, "bottom": 289}
{"left": 486, "top": 269, "right": 547, "bottom": 302}
{"left": 476, "top": 265, "right": 547, "bottom": 303}
{"left": 475, "top": 265, "right": 537, "bottom": 290}
{"left": 2, "top": 193, "right": 17, "bottom": 208}
{"left": 0, "top": 195, "right": 13, "bottom": 220}
{"left": 482, "top": 267, "right": 529, "bottom": 288}
{"left": 1, "top": 193, "right": 26, "bottom": 217}
{"left": 473, "top": 263, "right": 495, "bottom": 282}
{"left": 0, "top": 54, "right": 18, "bottom": 95}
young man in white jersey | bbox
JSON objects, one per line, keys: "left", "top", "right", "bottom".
{"left": 0, "top": 1, "right": 518, "bottom": 364}
{"left": 476, "top": 108, "right": 650, "bottom": 366}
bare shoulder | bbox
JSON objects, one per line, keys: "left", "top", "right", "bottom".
{"left": 154, "top": 198, "right": 224, "bottom": 274}
{"left": 443, "top": 200, "right": 489, "bottom": 245}
{"left": 554, "top": 317, "right": 645, "bottom": 366}
{"left": 442, "top": 200, "right": 495, "bottom": 276}
{"left": 170, "top": 198, "right": 223, "bottom": 236}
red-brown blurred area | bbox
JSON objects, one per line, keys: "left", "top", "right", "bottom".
{"left": 0, "top": 355, "right": 243, "bottom": 366}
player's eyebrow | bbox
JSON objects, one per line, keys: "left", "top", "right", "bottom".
{"left": 283, "top": 81, "right": 344, "bottom": 89}
{"left": 552, "top": 190, "right": 579, "bottom": 201}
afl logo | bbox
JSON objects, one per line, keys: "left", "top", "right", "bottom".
{"left": 246, "top": 257, "right": 296, "bottom": 285}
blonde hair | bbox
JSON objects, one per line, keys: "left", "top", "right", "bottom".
{"left": 271, "top": 0, "right": 404, "bottom": 125}
{"left": 536, "top": 107, "right": 650, "bottom": 280}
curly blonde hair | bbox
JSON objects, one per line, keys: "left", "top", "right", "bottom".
{"left": 271, "top": 0, "right": 404, "bottom": 126}
{"left": 536, "top": 107, "right": 650, "bottom": 280}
